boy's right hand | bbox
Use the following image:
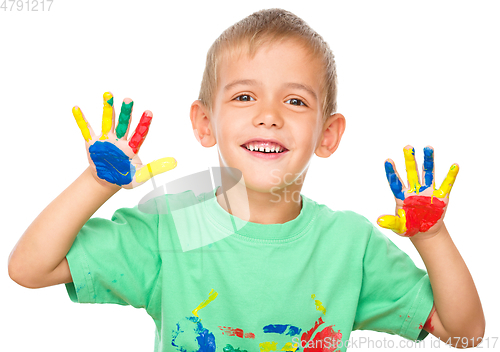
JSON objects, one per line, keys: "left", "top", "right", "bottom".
{"left": 72, "top": 92, "right": 177, "bottom": 189}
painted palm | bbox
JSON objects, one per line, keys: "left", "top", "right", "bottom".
{"left": 377, "top": 145, "right": 459, "bottom": 237}
{"left": 72, "top": 92, "right": 177, "bottom": 189}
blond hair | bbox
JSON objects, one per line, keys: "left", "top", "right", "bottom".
{"left": 198, "top": 8, "right": 338, "bottom": 122}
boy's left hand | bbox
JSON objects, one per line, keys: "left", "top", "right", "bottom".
{"left": 377, "top": 145, "right": 459, "bottom": 239}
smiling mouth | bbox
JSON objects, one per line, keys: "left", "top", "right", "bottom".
{"left": 240, "top": 145, "right": 287, "bottom": 154}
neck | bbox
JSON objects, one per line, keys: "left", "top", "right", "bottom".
{"left": 215, "top": 175, "right": 304, "bottom": 225}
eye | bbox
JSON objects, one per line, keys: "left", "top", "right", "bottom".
{"left": 234, "top": 94, "right": 255, "bottom": 102}
{"left": 285, "top": 98, "right": 307, "bottom": 107}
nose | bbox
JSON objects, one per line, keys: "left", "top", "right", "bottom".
{"left": 253, "top": 100, "right": 284, "bottom": 128}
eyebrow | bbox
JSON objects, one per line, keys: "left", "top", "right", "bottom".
{"left": 224, "top": 79, "right": 318, "bottom": 101}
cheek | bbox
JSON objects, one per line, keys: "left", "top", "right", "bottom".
{"left": 297, "top": 123, "right": 322, "bottom": 151}
{"left": 219, "top": 109, "right": 248, "bottom": 131}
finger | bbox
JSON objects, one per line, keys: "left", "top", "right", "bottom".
{"left": 115, "top": 98, "right": 134, "bottom": 139}
{"left": 99, "top": 91, "right": 115, "bottom": 140}
{"left": 420, "top": 146, "right": 435, "bottom": 192}
{"left": 433, "top": 163, "right": 459, "bottom": 198}
{"left": 134, "top": 157, "right": 177, "bottom": 184}
{"left": 384, "top": 159, "right": 406, "bottom": 200}
{"left": 129, "top": 110, "right": 153, "bottom": 154}
{"left": 72, "top": 106, "right": 95, "bottom": 142}
{"left": 377, "top": 209, "right": 407, "bottom": 235}
{"left": 403, "top": 145, "right": 422, "bottom": 194}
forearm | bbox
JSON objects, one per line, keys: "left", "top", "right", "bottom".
{"left": 410, "top": 224, "right": 485, "bottom": 339}
{"left": 8, "top": 167, "right": 120, "bottom": 286}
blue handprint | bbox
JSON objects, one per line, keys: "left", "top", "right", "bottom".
{"left": 171, "top": 316, "right": 216, "bottom": 352}
{"left": 89, "top": 141, "right": 136, "bottom": 186}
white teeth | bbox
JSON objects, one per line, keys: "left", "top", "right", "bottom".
{"left": 244, "top": 142, "right": 284, "bottom": 153}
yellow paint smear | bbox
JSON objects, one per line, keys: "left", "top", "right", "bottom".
{"left": 259, "top": 341, "right": 277, "bottom": 352}
{"left": 433, "top": 164, "right": 459, "bottom": 198}
{"left": 104, "top": 159, "right": 130, "bottom": 176}
{"left": 192, "top": 288, "right": 218, "bottom": 318}
{"left": 403, "top": 148, "right": 421, "bottom": 193}
{"left": 378, "top": 209, "right": 407, "bottom": 235}
{"left": 100, "top": 92, "right": 114, "bottom": 140}
{"left": 135, "top": 157, "right": 177, "bottom": 183}
{"left": 281, "top": 342, "right": 298, "bottom": 351}
{"left": 72, "top": 106, "right": 91, "bottom": 142}
{"left": 311, "top": 294, "right": 326, "bottom": 315}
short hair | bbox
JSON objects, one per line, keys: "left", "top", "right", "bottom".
{"left": 198, "top": 8, "right": 338, "bottom": 122}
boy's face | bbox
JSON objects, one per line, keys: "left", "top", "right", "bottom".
{"left": 193, "top": 38, "right": 343, "bottom": 193}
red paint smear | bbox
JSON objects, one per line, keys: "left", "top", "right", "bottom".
{"left": 218, "top": 326, "right": 244, "bottom": 338}
{"left": 128, "top": 111, "right": 152, "bottom": 154}
{"left": 403, "top": 196, "right": 446, "bottom": 237}
{"left": 300, "top": 317, "right": 325, "bottom": 344}
{"left": 303, "top": 326, "right": 342, "bottom": 352}
{"left": 418, "top": 323, "right": 423, "bottom": 329}
{"left": 244, "top": 332, "right": 255, "bottom": 339}
{"left": 423, "top": 309, "right": 436, "bottom": 333}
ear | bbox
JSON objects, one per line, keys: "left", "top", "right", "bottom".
{"left": 190, "top": 100, "right": 217, "bottom": 148}
{"left": 315, "top": 113, "right": 346, "bottom": 158}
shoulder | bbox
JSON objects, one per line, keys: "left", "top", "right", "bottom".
{"left": 136, "top": 188, "right": 200, "bottom": 217}
{"left": 304, "top": 195, "right": 375, "bottom": 242}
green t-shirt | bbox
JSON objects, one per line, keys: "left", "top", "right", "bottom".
{"left": 65, "top": 186, "right": 434, "bottom": 351}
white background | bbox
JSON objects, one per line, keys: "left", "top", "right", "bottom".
{"left": 1, "top": 0, "right": 499, "bottom": 351}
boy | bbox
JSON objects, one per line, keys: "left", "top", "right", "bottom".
{"left": 8, "top": 8, "right": 484, "bottom": 351}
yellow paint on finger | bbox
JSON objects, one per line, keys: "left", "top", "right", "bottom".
{"left": 404, "top": 148, "right": 421, "bottom": 193}
{"left": 135, "top": 157, "right": 177, "bottom": 183}
{"left": 100, "top": 92, "right": 114, "bottom": 140}
{"left": 311, "top": 294, "right": 326, "bottom": 315}
{"left": 433, "top": 164, "right": 459, "bottom": 198}
{"left": 72, "top": 106, "right": 92, "bottom": 142}
{"left": 192, "top": 288, "right": 218, "bottom": 318}
{"left": 378, "top": 209, "right": 407, "bottom": 235}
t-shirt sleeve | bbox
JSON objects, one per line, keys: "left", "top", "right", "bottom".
{"left": 353, "top": 223, "right": 434, "bottom": 342}
{"left": 64, "top": 198, "right": 161, "bottom": 310}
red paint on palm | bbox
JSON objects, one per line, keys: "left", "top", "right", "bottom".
{"left": 403, "top": 196, "right": 446, "bottom": 237}
{"left": 129, "top": 112, "right": 153, "bottom": 153}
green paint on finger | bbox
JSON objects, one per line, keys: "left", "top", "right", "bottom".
{"left": 107, "top": 97, "right": 114, "bottom": 106}
{"left": 116, "top": 101, "right": 133, "bottom": 138}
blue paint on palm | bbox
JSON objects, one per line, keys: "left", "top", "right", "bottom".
{"left": 419, "top": 147, "right": 434, "bottom": 192}
{"left": 89, "top": 141, "right": 136, "bottom": 186}
{"left": 385, "top": 161, "right": 405, "bottom": 200}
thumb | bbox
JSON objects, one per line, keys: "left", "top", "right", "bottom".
{"left": 377, "top": 209, "right": 407, "bottom": 235}
{"left": 134, "top": 157, "right": 177, "bottom": 184}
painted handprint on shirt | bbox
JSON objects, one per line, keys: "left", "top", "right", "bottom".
{"left": 377, "top": 145, "right": 459, "bottom": 237}
{"left": 172, "top": 290, "right": 342, "bottom": 351}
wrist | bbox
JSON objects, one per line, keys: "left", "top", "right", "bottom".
{"left": 409, "top": 223, "right": 451, "bottom": 255}
{"left": 410, "top": 222, "right": 449, "bottom": 243}
{"left": 83, "top": 167, "right": 121, "bottom": 196}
